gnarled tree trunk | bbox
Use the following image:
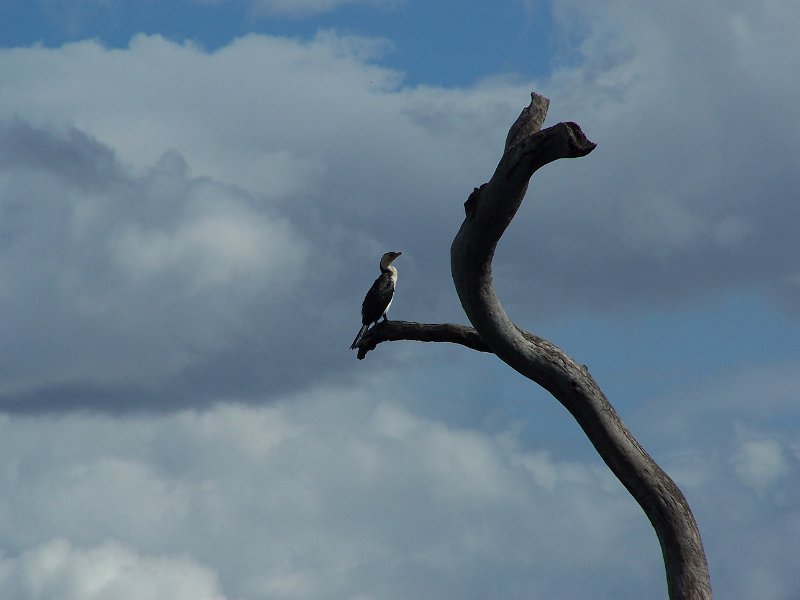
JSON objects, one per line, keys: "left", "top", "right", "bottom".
{"left": 354, "top": 93, "right": 712, "bottom": 600}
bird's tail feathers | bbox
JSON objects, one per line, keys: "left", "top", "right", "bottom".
{"left": 350, "top": 324, "right": 368, "bottom": 349}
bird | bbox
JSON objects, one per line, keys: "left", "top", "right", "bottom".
{"left": 350, "top": 251, "right": 402, "bottom": 349}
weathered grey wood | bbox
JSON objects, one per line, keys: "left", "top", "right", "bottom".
{"left": 355, "top": 320, "right": 552, "bottom": 360}
{"left": 355, "top": 320, "right": 490, "bottom": 359}
{"left": 452, "top": 93, "right": 712, "bottom": 600}
{"left": 353, "top": 93, "right": 712, "bottom": 599}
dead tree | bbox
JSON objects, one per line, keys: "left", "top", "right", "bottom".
{"left": 353, "top": 93, "right": 712, "bottom": 600}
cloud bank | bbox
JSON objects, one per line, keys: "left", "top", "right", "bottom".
{"left": 1, "top": 378, "right": 798, "bottom": 599}
{"left": 1, "top": 6, "right": 799, "bottom": 408}
{"left": 0, "top": 391, "right": 665, "bottom": 599}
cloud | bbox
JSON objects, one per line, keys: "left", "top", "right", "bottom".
{"left": 733, "top": 438, "right": 790, "bottom": 492}
{"left": 4, "top": 0, "right": 798, "bottom": 321}
{"left": 494, "top": 0, "right": 800, "bottom": 316}
{"left": 0, "top": 33, "right": 528, "bottom": 408}
{"left": 0, "top": 118, "right": 310, "bottom": 409}
{"left": 632, "top": 360, "right": 800, "bottom": 447}
{"left": 1, "top": 4, "right": 799, "bottom": 410}
{"left": 626, "top": 359, "right": 800, "bottom": 600}
{"left": 2, "top": 377, "right": 799, "bottom": 599}
{"left": 192, "top": 0, "right": 396, "bottom": 18}
{"left": 248, "top": 0, "right": 396, "bottom": 18}
{"left": 0, "top": 391, "right": 666, "bottom": 599}
{"left": 0, "top": 538, "right": 228, "bottom": 600}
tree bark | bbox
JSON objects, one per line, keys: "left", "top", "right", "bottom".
{"left": 354, "top": 93, "right": 712, "bottom": 600}
{"left": 355, "top": 320, "right": 490, "bottom": 359}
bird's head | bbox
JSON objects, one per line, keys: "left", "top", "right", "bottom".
{"left": 380, "top": 251, "right": 402, "bottom": 269}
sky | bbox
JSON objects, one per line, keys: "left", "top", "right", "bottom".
{"left": 0, "top": 0, "right": 799, "bottom": 598}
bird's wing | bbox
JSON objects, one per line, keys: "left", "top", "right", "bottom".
{"left": 361, "top": 272, "right": 395, "bottom": 324}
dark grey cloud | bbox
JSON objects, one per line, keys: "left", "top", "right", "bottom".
{"left": 0, "top": 35, "right": 521, "bottom": 410}
{"left": 1, "top": 2, "right": 799, "bottom": 414}
{"left": 0, "top": 119, "right": 329, "bottom": 410}
{"left": 0, "top": 110, "right": 473, "bottom": 412}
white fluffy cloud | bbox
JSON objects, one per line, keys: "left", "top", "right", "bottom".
{"left": 499, "top": 0, "right": 800, "bottom": 315}
{"left": 733, "top": 438, "right": 790, "bottom": 492}
{"left": 0, "top": 538, "right": 228, "bottom": 600}
{"left": 1, "top": 376, "right": 798, "bottom": 599}
{"left": 5, "top": 0, "right": 799, "bottom": 318}
{"left": 0, "top": 390, "right": 663, "bottom": 599}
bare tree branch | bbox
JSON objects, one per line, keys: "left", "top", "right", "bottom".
{"left": 356, "top": 320, "right": 559, "bottom": 361}
{"left": 451, "top": 93, "right": 712, "bottom": 600}
{"left": 352, "top": 92, "right": 712, "bottom": 599}
{"left": 355, "top": 320, "right": 490, "bottom": 359}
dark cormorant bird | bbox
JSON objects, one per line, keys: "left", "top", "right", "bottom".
{"left": 350, "top": 251, "right": 402, "bottom": 349}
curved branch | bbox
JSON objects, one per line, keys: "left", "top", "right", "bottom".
{"left": 451, "top": 93, "right": 712, "bottom": 599}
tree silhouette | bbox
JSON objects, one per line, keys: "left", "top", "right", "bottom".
{"left": 352, "top": 93, "right": 712, "bottom": 600}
